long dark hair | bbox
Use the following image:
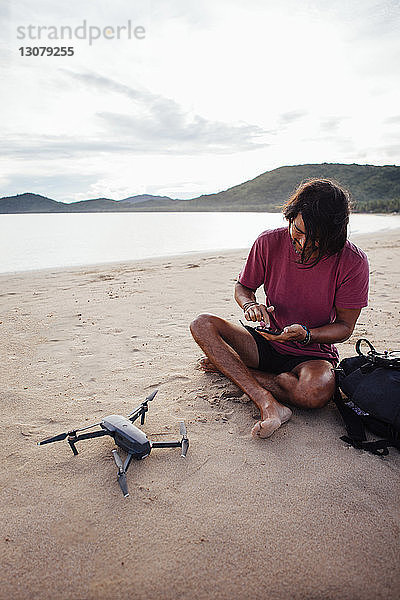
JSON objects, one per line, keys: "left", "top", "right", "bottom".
{"left": 282, "top": 178, "right": 351, "bottom": 266}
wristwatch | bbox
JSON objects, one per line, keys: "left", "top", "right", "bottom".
{"left": 299, "top": 325, "right": 311, "bottom": 345}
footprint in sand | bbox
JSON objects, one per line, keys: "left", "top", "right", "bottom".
{"left": 143, "top": 375, "right": 190, "bottom": 389}
{"left": 166, "top": 374, "right": 191, "bottom": 382}
{"left": 98, "top": 274, "right": 115, "bottom": 281}
{"left": 195, "top": 416, "right": 208, "bottom": 423}
{"left": 220, "top": 388, "right": 247, "bottom": 402}
{"left": 17, "top": 420, "right": 56, "bottom": 438}
{"left": 144, "top": 381, "right": 163, "bottom": 389}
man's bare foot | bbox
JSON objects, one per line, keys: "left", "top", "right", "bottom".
{"left": 251, "top": 397, "right": 292, "bottom": 439}
{"left": 197, "top": 356, "right": 220, "bottom": 373}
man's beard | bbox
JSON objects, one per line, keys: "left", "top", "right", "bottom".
{"left": 292, "top": 239, "right": 302, "bottom": 255}
{"left": 292, "top": 239, "right": 316, "bottom": 262}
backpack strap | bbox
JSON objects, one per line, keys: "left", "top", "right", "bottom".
{"left": 355, "top": 338, "right": 400, "bottom": 370}
{"left": 339, "top": 436, "right": 400, "bottom": 456}
{"left": 333, "top": 387, "right": 367, "bottom": 444}
{"left": 355, "top": 338, "right": 377, "bottom": 356}
{"left": 340, "top": 436, "right": 388, "bottom": 456}
{"left": 334, "top": 388, "right": 400, "bottom": 456}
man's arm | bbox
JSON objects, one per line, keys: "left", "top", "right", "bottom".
{"left": 257, "top": 306, "right": 362, "bottom": 344}
{"left": 235, "top": 282, "right": 274, "bottom": 325}
{"left": 234, "top": 281, "right": 256, "bottom": 308}
{"left": 307, "top": 306, "right": 361, "bottom": 344}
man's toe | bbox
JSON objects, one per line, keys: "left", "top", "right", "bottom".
{"left": 251, "top": 418, "right": 281, "bottom": 439}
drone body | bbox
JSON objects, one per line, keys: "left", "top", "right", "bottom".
{"left": 37, "top": 390, "right": 189, "bottom": 497}
{"left": 102, "top": 415, "right": 151, "bottom": 458}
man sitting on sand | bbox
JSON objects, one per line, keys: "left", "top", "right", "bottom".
{"left": 190, "top": 178, "right": 369, "bottom": 438}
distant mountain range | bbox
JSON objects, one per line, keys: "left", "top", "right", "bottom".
{"left": 1, "top": 163, "right": 399, "bottom": 213}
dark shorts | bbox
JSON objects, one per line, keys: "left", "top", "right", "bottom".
{"left": 245, "top": 326, "right": 335, "bottom": 374}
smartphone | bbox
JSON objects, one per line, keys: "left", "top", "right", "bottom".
{"left": 255, "top": 326, "right": 283, "bottom": 336}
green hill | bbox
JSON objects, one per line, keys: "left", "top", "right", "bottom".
{"left": 128, "top": 163, "right": 400, "bottom": 212}
{"left": 0, "top": 192, "right": 66, "bottom": 213}
{"left": 1, "top": 164, "right": 399, "bottom": 213}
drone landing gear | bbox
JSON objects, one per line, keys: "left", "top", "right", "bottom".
{"left": 112, "top": 450, "right": 134, "bottom": 498}
{"left": 152, "top": 422, "right": 189, "bottom": 458}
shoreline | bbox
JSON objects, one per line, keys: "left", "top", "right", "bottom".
{"left": 1, "top": 226, "right": 399, "bottom": 278}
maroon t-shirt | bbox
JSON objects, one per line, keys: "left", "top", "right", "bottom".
{"left": 238, "top": 227, "right": 369, "bottom": 364}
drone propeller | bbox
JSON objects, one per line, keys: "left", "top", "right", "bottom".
{"left": 112, "top": 449, "right": 124, "bottom": 470}
{"left": 37, "top": 431, "right": 69, "bottom": 445}
{"left": 180, "top": 421, "right": 189, "bottom": 458}
{"left": 181, "top": 438, "right": 189, "bottom": 458}
{"left": 128, "top": 389, "right": 158, "bottom": 424}
{"left": 37, "top": 420, "right": 102, "bottom": 446}
{"left": 112, "top": 449, "right": 129, "bottom": 498}
{"left": 117, "top": 472, "right": 129, "bottom": 498}
{"left": 145, "top": 389, "right": 159, "bottom": 404}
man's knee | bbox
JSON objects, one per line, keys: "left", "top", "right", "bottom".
{"left": 292, "top": 365, "right": 335, "bottom": 409}
{"left": 296, "top": 386, "right": 331, "bottom": 409}
{"left": 190, "top": 313, "right": 220, "bottom": 340}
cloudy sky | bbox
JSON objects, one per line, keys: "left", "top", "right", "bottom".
{"left": 1, "top": 0, "right": 399, "bottom": 202}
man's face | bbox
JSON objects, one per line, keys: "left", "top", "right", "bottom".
{"left": 289, "top": 214, "right": 307, "bottom": 255}
{"left": 289, "top": 213, "right": 319, "bottom": 259}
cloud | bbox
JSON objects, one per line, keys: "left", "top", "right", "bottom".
{"left": 345, "top": 0, "right": 400, "bottom": 41}
{"left": 384, "top": 115, "right": 400, "bottom": 124}
{"left": 149, "top": 0, "right": 214, "bottom": 28}
{"left": 302, "top": 134, "right": 355, "bottom": 154}
{"left": 319, "top": 116, "right": 347, "bottom": 132}
{"left": 279, "top": 110, "right": 308, "bottom": 125}
{"left": 0, "top": 111, "right": 268, "bottom": 159}
{"left": 65, "top": 70, "right": 179, "bottom": 112}
{"left": 379, "top": 143, "right": 400, "bottom": 158}
{"left": 0, "top": 135, "right": 110, "bottom": 158}
{"left": 0, "top": 69, "right": 271, "bottom": 158}
{"left": 0, "top": 0, "right": 11, "bottom": 20}
{"left": 10, "top": 69, "right": 269, "bottom": 155}
{"left": 0, "top": 172, "right": 97, "bottom": 199}
{"left": 96, "top": 110, "right": 268, "bottom": 153}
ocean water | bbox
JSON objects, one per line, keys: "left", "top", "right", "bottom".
{"left": 0, "top": 212, "right": 399, "bottom": 274}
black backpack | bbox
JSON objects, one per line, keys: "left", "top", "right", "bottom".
{"left": 334, "top": 339, "right": 400, "bottom": 456}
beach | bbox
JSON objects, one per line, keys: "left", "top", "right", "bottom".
{"left": 1, "top": 228, "right": 399, "bottom": 600}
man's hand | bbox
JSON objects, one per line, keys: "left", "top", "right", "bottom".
{"left": 257, "top": 323, "right": 307, "bottom": 343}
{"left": 257, "top": 307, "right": 362, "bottom": 345}
{"left": 244, "top": 303, "right": 275, "bottom": 326}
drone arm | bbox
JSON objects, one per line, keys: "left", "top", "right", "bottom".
{"left": 151, "top": 441, "right": 181, "bottom": 449}
{"left": 128, "top": 389, "right": 158, "bottom": 424}
{"left": 68, "top": 430, "right": 110, "bottom": 455}
{"left": 151, "top": 438, "right": 189, "bottom": 458}
{"left": 151, "top": 421, "right": 189, "bottom": 456}
{"left": 128, "top": 405, "right": 146, "bottom": 424}
{"left": 75, "top": 430, "right": 110, "bottom": 441}
{"left": 123, "top": 452, "right": 135, "bottom": 473}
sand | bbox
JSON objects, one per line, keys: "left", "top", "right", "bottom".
{"left": 1, "top": 229, "right": 399, "bottom": 600}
